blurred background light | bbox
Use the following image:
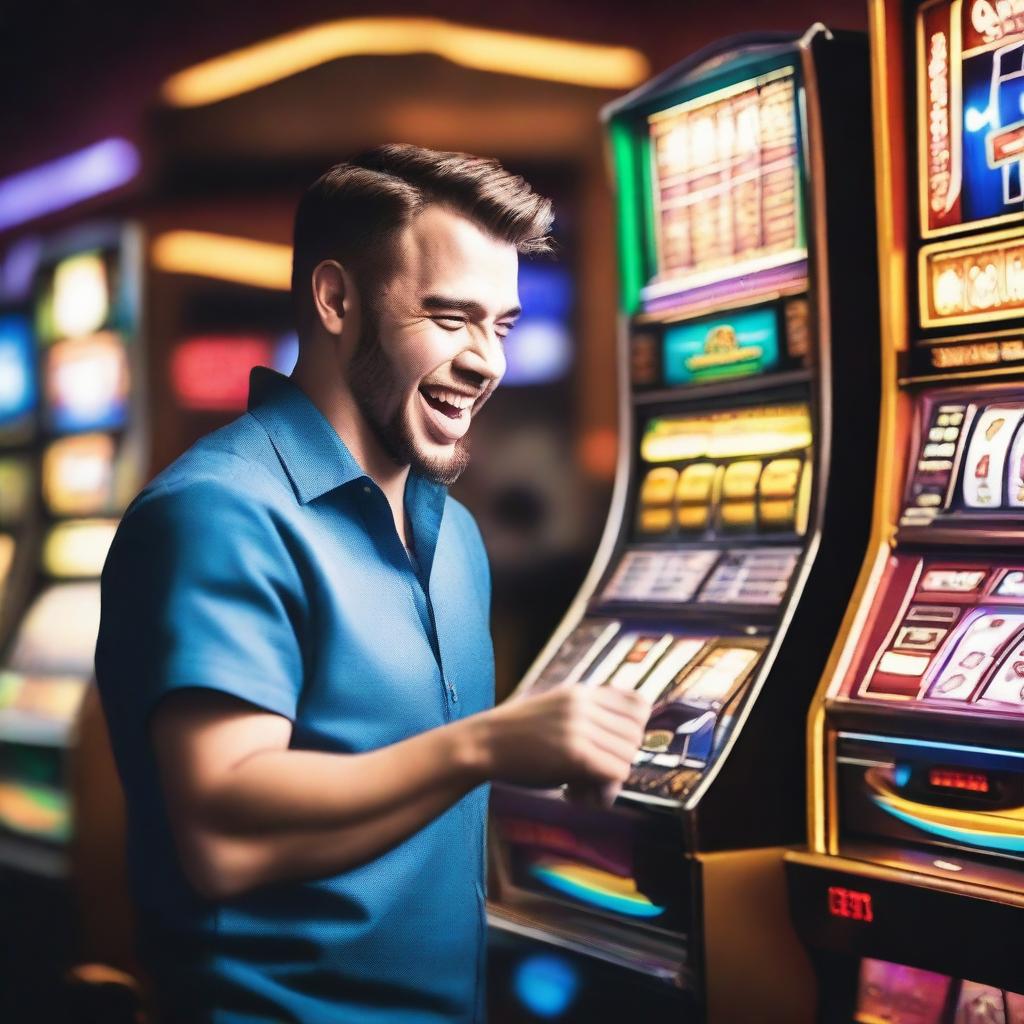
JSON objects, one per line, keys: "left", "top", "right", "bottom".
{"left": 512, "top": 953, "right": 581, "bottom": 1019}
{"left": 52, "top": 253, "right": 110, "bottom": 338}
{"left": 0, "top": 316, "right": 36, "bottom": 428}
{"left": 151, "top": 232, "right": 291, "bottom": 290}
{"left": 161, "top": 17, "right": 650, "bottom": 107}
{"left": 0, "top": 140, "right": 140, "bottom": 232}
{"left": 171, "top": 335, "right": 276, "bottom": 411}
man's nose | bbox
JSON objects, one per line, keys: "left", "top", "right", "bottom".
{"left": 457, "top": 329, "right": 506, "bottom": 384}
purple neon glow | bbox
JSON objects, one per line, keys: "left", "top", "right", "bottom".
{"left": 0, "top": 138, "right": 140, "bottom": 232}
{"left": 644, "top": 260, "right": 808, "bottom": 315}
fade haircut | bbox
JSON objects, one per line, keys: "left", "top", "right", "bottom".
{"left": 291, "top": 143, "right": 554, "bottom": 338}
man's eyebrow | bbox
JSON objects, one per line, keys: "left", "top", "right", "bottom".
{"left": 421, "top": 295, "right": 522, "bottom": 320}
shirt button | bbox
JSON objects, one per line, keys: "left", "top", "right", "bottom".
{"left": 362, "top": 485, "right": 371, "bottom": 494}
{"left": 448, "top": 680, "right": 459, "bottom": 703}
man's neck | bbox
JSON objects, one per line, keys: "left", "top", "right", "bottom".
{"left": 290, "top": 362, "right": 410, "bottom": 544}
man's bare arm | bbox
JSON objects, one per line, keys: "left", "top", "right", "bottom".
{"left": 151, "top": 685, "right": 649, "bottom": 900}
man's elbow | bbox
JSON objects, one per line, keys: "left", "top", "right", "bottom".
{"left": 177, "top": 829, "right": 264, "bottom": 902}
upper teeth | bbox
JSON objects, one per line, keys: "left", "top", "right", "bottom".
{"left": 425, "top": 387, "right": 474, "bottom": 410}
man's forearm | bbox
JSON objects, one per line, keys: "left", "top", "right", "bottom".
{"left": 174, "top": 715, "right": 492, "bottom": 898}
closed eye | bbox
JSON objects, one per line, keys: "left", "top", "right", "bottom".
{"left": 431, "top": 315, "right": 467, "bottom": 330}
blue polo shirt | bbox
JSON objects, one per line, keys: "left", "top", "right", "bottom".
{"left": 95, "top": 368, "right": 494, "bottom": 1023}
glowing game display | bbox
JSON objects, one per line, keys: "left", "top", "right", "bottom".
{"left": 42, "top": 433, "right": 116, "bottom": 516}
{"left": 41, "top": 519, "right": 118, "bottom": 578}
{"left": 0, "top": 314, "right": 36, "bottom": 432}
{"left": 7, "top": 583, "right": 102, "bottom": 677}
{"left": 50, "top": 252, "right": 109, "bottom": 338}
{"left": 663, "top": 306, "right": 780, "bottom": 385}
{"left": 646, "top": 67, "right": 804, "bottom": 304}
{"left": 640, "top": 404, "right": 812, "bottom": 463}
{"left": 919, "top": 0, "right": 1024, "bottom": 236}
{"left": 45, "top": 332, "right": 129, "bottom": 432}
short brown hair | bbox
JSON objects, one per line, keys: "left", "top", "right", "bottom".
{"left": 291, "top": 143, "right": 554, "bottom": 336}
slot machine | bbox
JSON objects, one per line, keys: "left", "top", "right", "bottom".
{"left": 786, "top": 2, "right": 1024, "bottom": 1019}
{"left": 487, "top": 25, "right": 880, "bottom": 1023}
{"left": 0, "top": 308, "right": 37, "bottom": 644}
{"left": 0, "top": 224, "right": 144, "bottom": 875}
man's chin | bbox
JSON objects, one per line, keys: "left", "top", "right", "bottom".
{"left": 409, "top": 438, "right": 471, "bottom": 486}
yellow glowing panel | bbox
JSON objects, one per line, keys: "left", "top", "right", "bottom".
{"left": 0, "top": 458, "right": 32, "bottom": 526}
{"left": 640, "top": 467, "right": 678, "bottom": 507}
{"left": 151, "top": 232, "right": 292, "bottom": 291}
{"left": 161, "top": 18, "right": 649, "bottom": 107}
{"left": 640, "top": 507, "right": 673, "bottom": 534}
{"left": 759, "top": 498, "right": 797, "bottom": 530}
{"left": 677, "top": 504, "right": 711, "bottom": 531}
{"left": 0, "top": 534, "right": 14, "bottom": 593}
{"left": 675, "top": 463, "right": 716, "bottom": 503}
{"left": 721, "top": 460, "right": 762, "bottom": 499}
{"left": 52, "top": 253, "right": 109, "bottom": 339}
{"left": 42, "top": 519, "right": 118, "bottom": 578}
{"left": 0, "top": 673, "right": 87, "bottom": 721}
{"left": 640, "top": 404, "right": 812, "bottom": 463}
{"left": 42, "top": 434, "right": 115, "bottom": 516}
{"left": 8, "top": 582, "right": 102, "bottom": 677}
{"left": 758, "top": 457, "right": 802, "bottom": 498}
{"left": 720, "top": 501, "right": 757, "bottom": 529}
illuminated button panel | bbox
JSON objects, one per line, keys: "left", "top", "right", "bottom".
{"left": 601, "top": 545, "right": 800, "bottom": 608}
{"left": 856, "top": 559, "right": 1024, "bottom": 712}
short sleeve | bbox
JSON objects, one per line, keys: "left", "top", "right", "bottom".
{"left": 96, "top": 474, "right": 306, "bottom": 722}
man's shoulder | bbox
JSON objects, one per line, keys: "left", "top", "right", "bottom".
{"left": 122, "top": 416, "right": 293, "bottom": 535}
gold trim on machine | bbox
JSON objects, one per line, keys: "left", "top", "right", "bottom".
{"left": 806, "top": 0, "right": 907, "bottom": 857}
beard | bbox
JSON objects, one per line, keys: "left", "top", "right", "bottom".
{"left": 347, "top": 310, "right": 472, "bottom": 487}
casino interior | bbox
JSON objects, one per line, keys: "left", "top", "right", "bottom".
{"left": 3, "top": 1, "right": 1024, "bottom": 1022}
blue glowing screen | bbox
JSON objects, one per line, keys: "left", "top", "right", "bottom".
{"left": 0, "top": 315, "right": 36, "bottom": 428}
{"left": 513, "top": 954, "right": 580, "bottom": 1019}
{"left": 503, "top": 263, "right": 573, "bottom": 387}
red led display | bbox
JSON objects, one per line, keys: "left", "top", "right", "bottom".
{"left": 928, "top": 768, "right": 990, "bottom": 793}
{"left": 171, "top": 336, "right": 274, "bottom": 412}
{"left": 828, "top": 885, "right": 874, "bottom": 922}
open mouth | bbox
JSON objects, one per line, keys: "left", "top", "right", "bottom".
{"left": 418, "top": 385, "right": 477, "bottom": 443}
{"left": 420, "top": 385, "right": 475, "bottom": 418}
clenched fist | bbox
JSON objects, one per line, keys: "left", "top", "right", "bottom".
{"left": 476, "top": 683, "right": 651, "bottom": 800}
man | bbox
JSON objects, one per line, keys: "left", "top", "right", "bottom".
{"left": 96, "top": 144, "right": 649, "bottom": 1023}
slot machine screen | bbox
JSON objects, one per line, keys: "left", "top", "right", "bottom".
{"left": 919, "top": 0, "right": 1024, "bottom": 235}
{"left": 663, "top": 305, "right": 781, "bottom": 386}
{"left": 41, "top": 520, "right": 118, "bottom": 578}
{"left": 35, "top": 251, "right": 113, "bottom": 343}
{"left": 7, "top": 582, "right": 102, "bottom": 677}
{"left": 42, "top": 434, "right": 118, "bottom": 516}
{"left": 44, "top": 333, "right": 129, "bottom": 433}
{"left": 0, "top": 314, "right": 36, "bottom": 436}
{"left": 647, "top": 66, "right": 805, "bottom": 299}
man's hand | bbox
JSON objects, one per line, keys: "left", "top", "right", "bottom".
{"left": 475, "top": 684, "right": 651, "bottom": 798}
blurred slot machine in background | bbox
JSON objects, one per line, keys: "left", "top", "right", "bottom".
{"left": 488, "top": 25, "right": 881, "bottom": 1024}
{"left": 786, "top": 1, "right": 1024, "bottom": 1020}
{"left": 0, "top": 310, "right": 37, "bottom": 641}
{"left": 0, "top": 226, "right": 143, "bottom": 872}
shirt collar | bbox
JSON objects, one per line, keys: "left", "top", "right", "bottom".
{"left": 247, "top": 367, "right": 367, "bottom": 504}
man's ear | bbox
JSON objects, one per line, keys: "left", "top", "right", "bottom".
{"left": 311, "top": 260, "right": 354, "bottom": 337}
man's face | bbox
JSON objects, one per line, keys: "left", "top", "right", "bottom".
{"left": 348, "top": 205, "right": 519, "bottom": 485}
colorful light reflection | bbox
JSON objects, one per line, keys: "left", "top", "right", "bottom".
{"left": 0, "top": 139, "right": 140, "bottom": 233}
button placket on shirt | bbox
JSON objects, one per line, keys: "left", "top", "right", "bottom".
{"left": 356, "top": 478, "right": 455, "bottom": 719}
